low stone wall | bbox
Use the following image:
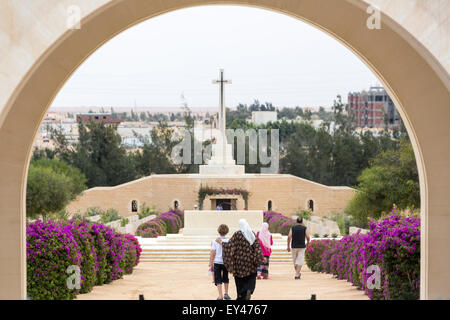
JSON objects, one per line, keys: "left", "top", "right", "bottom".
{"left": 84, "top": 214, "right": 156, "bottom": 235}
{"left": 349, "top": 226, "right": 369, "bottom": 235}
{"left": 292, "top": 215, "right": 341, "bottom": 237}
{"left": 184, "top": 210, "right": 263, "bottom": 236}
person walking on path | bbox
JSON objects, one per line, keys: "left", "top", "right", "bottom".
{"left": 217, "top": 219, "right": 265, "bottom": 300}
{"left": 287, "top": 217, "right": 310, "bottom": 280}
{"left": 209, "top": 224, "right": 232, "bottom": 300}
{"left": 256, "top": 222, "right": 273, "bottom": 279}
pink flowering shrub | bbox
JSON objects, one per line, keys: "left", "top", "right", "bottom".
{"left": 66, "top": 220, "right": 97, "bottom": 293}
{"left": 27, "top": 220, "right": 82, "bottom": 300}
{"left": 136, "top": 220, "right": 167, "bottom": 237}
{"left": 136, "top": 209, "right": 184, "bottom": 238}
{"left": 305, "top": 207, "right": 420, "bottom": 300}
{"left": 27, "top": 219, "right": 141, "bottom": 300}
{"left": 263, "top": 211, "right": 296, "bottom": 235}
{"left": 305, "top": 239, "right": 336, "bottom": 272}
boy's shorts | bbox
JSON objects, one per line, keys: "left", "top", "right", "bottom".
{"left": 213, "top": 263, "right": 229, "bottom": 285}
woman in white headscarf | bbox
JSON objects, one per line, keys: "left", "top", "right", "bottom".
{"left": 217, "top": 219, "right": 264, "bottom": 300}
{"left": 238, "top": 219, "right": 256, "bottom": 245}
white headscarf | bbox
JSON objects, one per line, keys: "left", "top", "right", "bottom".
{"left": 238, "top": 219, "right": 256, "bottom": 245}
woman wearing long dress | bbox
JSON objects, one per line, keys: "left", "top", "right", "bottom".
{"left": 256, "top": 222, "right": 273, "bottom": 279}
{"left": 217, "top": 219, "right": 264, "bottom": 300}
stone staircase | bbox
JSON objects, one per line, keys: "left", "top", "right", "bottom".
{"left": 137, "top": 233, "right": 293, "bottom": 263}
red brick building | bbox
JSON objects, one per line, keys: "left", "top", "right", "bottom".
{"left": 348, "top": 87, "right": 401, "bottom": 129}
{"left": 76, "top": 113, "right": 123, "bottom": 124}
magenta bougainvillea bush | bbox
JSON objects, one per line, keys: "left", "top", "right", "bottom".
{"left": 136, "top": 209, "right": 184, "bottom": 238}
{"left": 263, "top": 211, "right": 297, "bottom": 235}
{"left": 27, "top": 219, "right": 141, "bottom": 300}
{"left": 305, "top": 207, "right": 420, "bottom": 300}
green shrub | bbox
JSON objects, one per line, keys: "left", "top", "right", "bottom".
{"left": 120, "top": 218, "right": 129, "bottom": 227}
{"left": 331, "top": 233, "right": 338, "bottom": 238}
{"left": 99, "top": 208, "right": 121, "bottom": 224}
{"left": 138, "top": 202, "right": 158, "bottom": 219}
{"left": 295, "top": 208, "right": 312, "bottom": 221}
{"left": 313, "top": 233, "right": 320, "bottom": 238}
{"left": 330, "top": 212, "right": 352, "bottom": 235}
{"left": 53, "top": 209, "right": 70, "bottom": 221}
{"left": 323, "top": 234, "right": 329, "bottom": 238}
{"left": 86, "top": 207, "right": 104, "bottom": 217}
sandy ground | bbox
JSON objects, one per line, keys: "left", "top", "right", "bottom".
{"left": 77, "top": 262, "right": 369, "bottom": 300}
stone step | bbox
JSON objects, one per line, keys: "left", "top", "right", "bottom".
{"left": 148, "top": 238, "right": 288, "bottom": 242}
{"left": 140, "top": 252, "right": 293, "bottom": 262}
{"left": 140, "top": 248, "right": 291, "bottom": 253}
{"left": 139, "top": 257, "right": 293, "bottom": 262}
{"left": 136, "top": 234, "right": 287, "bottom": 242}
{"left": 136, "top": 233, "right": 293, "bottom": 263}
{"left": 142, "top": 242, "right": 288, "bottom": 247}
{"left": 140, "top": 252, "right": 292, "bottom": 257}
{"left": 140, "top": 247, "right": 291, "bottom": 251}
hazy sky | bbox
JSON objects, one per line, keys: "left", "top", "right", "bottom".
{"left": 51, "top": 5, "right": 381, "bottom": 109}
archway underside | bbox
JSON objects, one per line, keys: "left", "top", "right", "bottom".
{"left": 0, "top": 0, "right": 448, "bottom": 299}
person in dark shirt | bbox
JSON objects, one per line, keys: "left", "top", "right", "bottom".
{"left": 287, "top": 217, "right": 310, "bottom": 280}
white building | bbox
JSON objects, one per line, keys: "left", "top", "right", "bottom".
{"left": 251, "top": 111, "right": 277, "bottom": 125}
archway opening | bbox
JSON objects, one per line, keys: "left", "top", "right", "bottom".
{"left": 1, "top": 0, "right": 448, "bottom": 300}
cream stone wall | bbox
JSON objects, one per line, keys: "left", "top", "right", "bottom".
{"left": 66, "top": 174, "right": 355, "bottom": 218}
{"left": 183, "top": 210, "right": 263, "bottom": 235}
{"left": 0, "top": 0, "right": 448, "bottom": 299}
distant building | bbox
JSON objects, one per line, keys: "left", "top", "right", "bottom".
{"left": 251, "top": 111, "right": 277, "bottom": 125}
{"left": 348, "top": 87, "right": 401, "bottom": 129}
{"left": 76, "top": 113, "right": 123, "bottom": 124}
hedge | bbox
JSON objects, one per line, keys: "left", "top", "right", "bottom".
{"left": 305, "top": 207, "right": 420, "bottom": 300}
{"left": 26, "top": 219, "right": 141, "bottom": 300}
{"left": 136, "top": 209, "right": 184, "bottom": 238}
{"left": 263, "top": 211, "right": 297, "bottom": 235}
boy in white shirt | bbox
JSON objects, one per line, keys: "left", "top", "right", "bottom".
{"left": 209, "top": 224, "right": 231, "bottom": 300}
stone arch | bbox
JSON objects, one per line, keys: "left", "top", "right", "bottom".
{"left": 0, "top": 0, "right": 448, "bottom": 299}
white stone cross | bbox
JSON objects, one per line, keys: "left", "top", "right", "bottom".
{"left": 212, "top": 69, "right": 232, "bottom": 164}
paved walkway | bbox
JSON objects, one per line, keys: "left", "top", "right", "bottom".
{"left": 77, "top": 262, "right": 369, "bottom": 300}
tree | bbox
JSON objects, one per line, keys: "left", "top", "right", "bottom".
{"left": 278, "top": 107, "right": 297, "bottom": 120}
{"left": 31, "top": 158, "right": 87, "bottom": 196}
{"left": 26, "top": 159, "right": 87, "bottom": 220}
{"left": 346, "top": 139, "right": 419, "bottom": 227}
{"left": 134, "top": 109, "right": 205, "bottom": 175}
{"left": 133, "top": 122, "right": 179, "bottom": 175}
{"left": 140, "top": 112, "right": 147, "bottom": 122}
{"left": 32, "top": 147, "right": 56, "bottom": 161}
{"left": 281, "top": 123, "right": 336, "bottom": 184}
{"left": 49, "top": 120, "right": 137, "bottom": 187}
